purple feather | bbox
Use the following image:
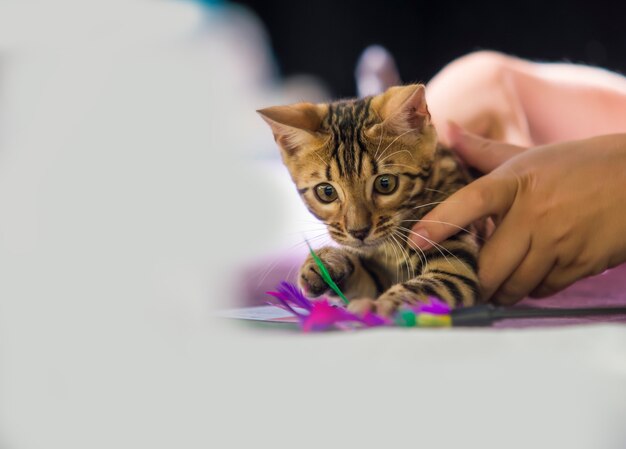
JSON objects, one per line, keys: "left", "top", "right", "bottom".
{"left": 360, "top": 311, "right": 390, "bottom": 327}
{"left": 266, "top": 281, "right": 315, "bottom": 320}
{"left": 301, "top": 299, "right": 362, "bottom": 332}
{"left": 410, "top": 296, "right": 451, "bottom": 315}
{"left": 266, "top": 282, "right": 449, "bottom": 331}
{"left": 266, "top": 281, "right": 389, "bottom": 331}
{"left": 279, "top": 281, "right": 313, "bottom": 311}
{"left": 266, "top": 290, "right": 304, "bottom": 318}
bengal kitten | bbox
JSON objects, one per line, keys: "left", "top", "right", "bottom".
{"left": 258, "top": 84, "right": 481, "bottom": 316}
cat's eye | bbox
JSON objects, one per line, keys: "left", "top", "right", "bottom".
{"left": 373, "top": 175, "right": 398, "bottom": 195}
{"left": 315, "top": 183, "right": 338, "bottom": 203}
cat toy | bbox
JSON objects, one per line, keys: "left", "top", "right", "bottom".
{"left": 265, "top": 244, "right": 626, "bottom": 332}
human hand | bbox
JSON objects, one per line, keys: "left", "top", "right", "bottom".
{"left": 411, "top": 127, "right": 626, "bottom": 304}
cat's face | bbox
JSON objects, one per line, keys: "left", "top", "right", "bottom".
{"left": 258, "top": 84, "right": 438, "bottom": 253}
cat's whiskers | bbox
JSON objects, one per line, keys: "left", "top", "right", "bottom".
{"left": 284, "top": 262, "right": 297, "bottom": 284}
{"left": 393, "top": 228, "right": 426, "bottom": 274}
{"left": 376, "top": 128, "right": 416, "bottom": 162}
{"left": 255, "top": 232, "right": 329, "bottom": 287}
{"left": 373, "top": 125, "right": 387, "bottom": 160}
{"left": 311, "top": 135, "right": 332, "bottom": 152}
{"left": 424, "top": 187, "right": 449, "bottom": 195}
{"left": 256, "top": 233, "right": 328, "bottom": 284}
{"left": 398, "top": 226, "right": 450, "bottom": 265}
{"left": 389, "top": 233, "right": 410, "bottom": 282}
{"left": 306, "top": 136, "right": 332, "bottom": 168}
{"left": 397, "top": 225, "right": 465, "bottom": 270}
{"left": 391, "top": 229, "right": 415, "bottom": 281}
{"left": 399, "top": 230, "right": 417, "bottom": 280}
{"left": 292, "top": 218, "right": 329, "bottom": 225}
{"left": 382, "top": 238, "right": 390, "bottom": 264}
{"left": 408, "top": 200, "right": 455, "bottom": 211}
{"left": 401, "top": 218, "right": 483, "bottom": 241}
{"left": 284, "top": 226, "right": 328, "bottom": 236}
{"left": 391, "top": 236, "right": 405, "bottom": 284}
{"left": 386, "top": 232, "right": 402, "bottom": 283}
{"left": 284, "top": 235, "right": 332, "bottom": 283}
{"left": 380, "top": 162, "right": 419, "bottom": 171}
{"left": 411, "top": 236, "right": 429, "bottom": 273}
{"left": 377, "top": 148, "right": 415, "bottom": 165}
{"left": 313, "top": 151, "right": 329, "bottom": 168}
{"left": 393, "top": 229, "right": 428, "bottom": 277}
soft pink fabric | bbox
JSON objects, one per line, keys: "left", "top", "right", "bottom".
{"left": 499, "top": 264, "right": 626, "bottom": 328}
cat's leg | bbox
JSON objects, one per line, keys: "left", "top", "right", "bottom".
{"left": 356, "top": 232, "right": 481, "bottom": 317}
{"left": 299, "top": 247, "right": 382, "bottom": 300}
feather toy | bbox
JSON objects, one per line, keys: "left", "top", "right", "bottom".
{"left": 265, "top": 246, "right": 626, "bottom": 331}
{"left": 266, "top": 281, "right": 387, "bottom": 331}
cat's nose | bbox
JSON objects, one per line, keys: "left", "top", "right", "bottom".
{"left": 348, "top": 226, "right": 371, "bottom": 241}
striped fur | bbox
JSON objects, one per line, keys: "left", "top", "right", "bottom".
{"left": 258, "top": 84, "right": 483, "bottom": 316}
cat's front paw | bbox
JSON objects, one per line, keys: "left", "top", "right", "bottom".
{"left": 347, "top": 297, "right": 376, "bottom": 316}
{"left": 350, "top": 283, "right": 445, "bottom": 318}
{"left": 347, "top": 295, "right": 398, "bottom": 318}
{"left": 299, "top": 247, "right": 354, "bottom": 297}
{"left": 374, "top": 284, "right": 415, "bottom": 317}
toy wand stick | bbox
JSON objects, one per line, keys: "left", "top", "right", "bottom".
{"left": 449, "top": 304, "right": 626, "bottom": 326}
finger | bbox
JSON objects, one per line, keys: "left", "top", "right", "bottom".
{"left": 477, "top": 211, "right": 531, "bottom": 300}
{"left": 448, "top": 121, "right": 527, "bottom": 173}
{"left": 484, "top": 217, "right": 496, "bottom": 239}
{"left": 529, "top": 264, "right": 591, "bottom": 298}
{"left": 530, "top": 279, "right": 576, "bottom": 299}
{"left": 410, "top": 175, "right": 515, "bottom": 249}
{"left": 491, "top": 243, "right": 556, "bottom": 305}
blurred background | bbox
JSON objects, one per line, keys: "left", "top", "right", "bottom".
{"left": 235, "top": 0, "right": 626, "bottom": 97}
{"left": 1, "top": 1, "right": 625, "bottom": 448}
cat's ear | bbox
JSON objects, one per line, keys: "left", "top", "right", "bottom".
{"left": 369, "top": 84, "right": 431, "bottom": 135}
{"left": 257, "top": 103, "right": 327, "bottom": 156}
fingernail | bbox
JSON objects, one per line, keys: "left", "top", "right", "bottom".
{"left": 409, "top": 228, "right": 432, "bottom": 250}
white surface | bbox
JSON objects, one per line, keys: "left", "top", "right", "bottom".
{"left": 215, "top": 305, "right": 297, "bottom": 321}
{"left": 0, "top": 2, "right": 625, "bottom": 449}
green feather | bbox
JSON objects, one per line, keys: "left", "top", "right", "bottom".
{"left": 306, "top": 240, "right": 349, "bottom": 305}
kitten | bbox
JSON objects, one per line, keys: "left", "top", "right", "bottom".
{"left": 258, "top": 84, "right": 481, "bottom": 316}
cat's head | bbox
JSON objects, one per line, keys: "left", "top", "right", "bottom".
{"left": 258, "top": 84, "right": 437, "bottom": 253}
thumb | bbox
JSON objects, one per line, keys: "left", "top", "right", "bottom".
{"left": 409, "top": 175, "right": 516, "bottom": 250}
{"left": 448, "top": 122, "right": 526, "bottom": 173}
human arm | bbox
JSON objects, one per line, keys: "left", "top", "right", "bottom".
{"left": 426, "top": 51, "right": 626, "bottom": 148}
